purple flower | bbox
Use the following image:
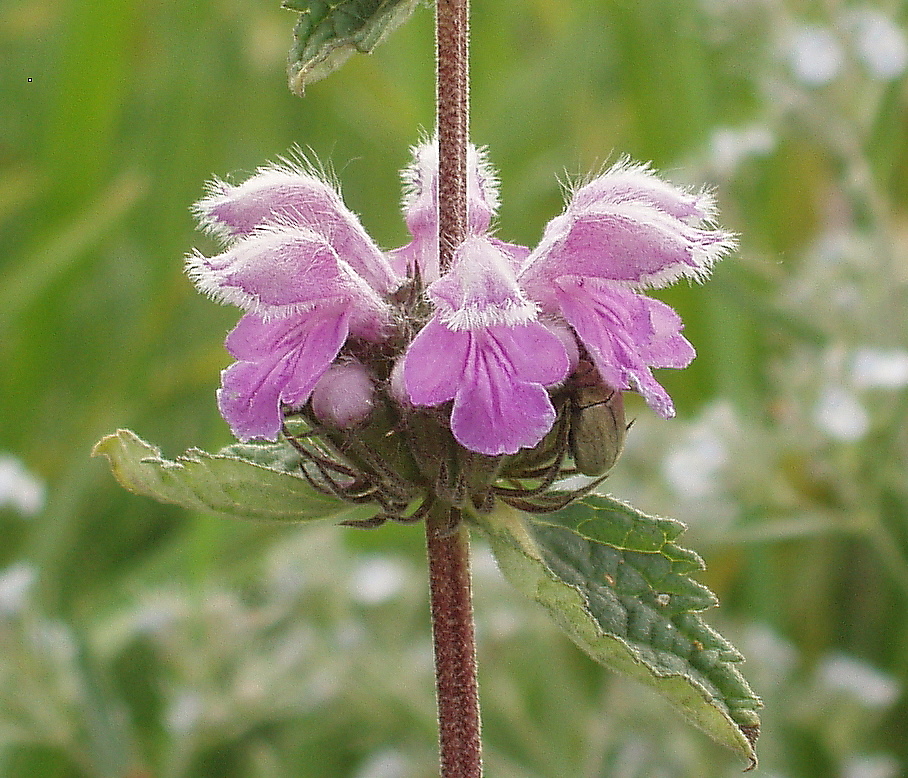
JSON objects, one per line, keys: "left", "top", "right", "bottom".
{"left": 519, "top": 158, "right": 736, "bottom": 418}
{"left": 388, "top": 141, "right": 502, "bottom": 282}
{"left": 217, "top": 309, "right": 352, "bottom": 441}
{"left": 402, "top": 235, "right": 570, "bottom": 455}
{"left": 310, "top": 360, "right": 376, "bottom": 429}
{"left": 189, "top": 144, "right": 733, "bottom": 456}
{"left": 193, "top": 160, "right": 399, "bottom": 296}
{"left": 188, "top": 161, "right": 400, "bottom": 441}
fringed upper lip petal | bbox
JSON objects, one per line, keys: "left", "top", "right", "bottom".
{"left": 428, "top": 236, "right": 539, "bottom": 331}
{"left": 193, "top": 161, "right": 401, "bottom": 296}
{"left": 400, "top": 139, "right": 500, "bottom": 237}
{"left": 519, "top": 159, "right": 736, "bottom": 303}
{"left": 186, "top": 223, "right": 392, "bottom": 337}
{"left": 568, "top": 157, "right": 719, "bottom": 222}
{"left": 392, "top": 138, "right": 502, "bottom": 281}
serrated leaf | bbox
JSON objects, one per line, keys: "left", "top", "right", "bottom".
{"left": 283, "top": 0, "right": 422, "bottom": 95}
{"left": 92, "top": 428, "right": 367, "bottom": 523}
{"left": 474, "top": 496, "right": 761, "bottom": 766}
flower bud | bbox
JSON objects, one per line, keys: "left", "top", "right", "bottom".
{"left": 310, "top": 361, "right": 375, "bottom": 429}
{"left": 569, "top": 386, "right": 626, "bottom": 477}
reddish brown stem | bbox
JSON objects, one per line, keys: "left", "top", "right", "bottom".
{"left": 436, "top": 0, "right": 470, "bottom": 272}
{"left": 432, "top": 0, "right": 480, "bottom": 773}
{"left": 425, "top": 507, "right": 482, "bottom": 777}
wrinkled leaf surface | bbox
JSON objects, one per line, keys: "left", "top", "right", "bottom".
{"left": 93, "top": 428, "right": 361, "bottom": 523}
{"left": 283, "top": 0, "right": 422, "bottom": 94}
{"left": 474, "top": 495, "right": 761, "bottom": 766}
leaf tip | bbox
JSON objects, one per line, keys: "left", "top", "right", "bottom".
{"left": 91, "top": 434, "right": 117, "bottom": 459}
{"left": 91, "top": 428, "right": 147, "bottom": 459}
{"left": 284, "top": 0, "right": 421, "bottom": 95}
{"left": 740, "top": 724, "right": 760, "bottom": 770}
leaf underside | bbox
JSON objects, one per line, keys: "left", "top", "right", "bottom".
{"left": 92, "top": 428, "right": 364, "bottom": 523}
{"left": 474, "top": 495, "right": 761, "bottom": 766}
{"left": 283, "top": 0, "right": 422, "bottom": 95}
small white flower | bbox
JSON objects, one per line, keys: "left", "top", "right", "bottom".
{"left": 0, "top": 454, "right": 45, "bottom": 516}
{"left": 0, "top": 563, "right": 36, "bottom": 616}
{"left": 709, "top": 124, "right": 775, "bottom": 176}
{"left": 350, "top": 555, "right": 407, "bottom": 605}
{"left": 788, "top": 25, "right": 844, "bottom": 86}
{"left": 743, "top": 624, "right": 797, "bottom": 676}
{"left": 661, "top": 403, "right": 738, "bottom": 498}
{"left": 842, "top": 754, "right": 901, "bottom": 778}
{"left": 29, "top": 620, "right": 77, "bottom": 663}
{"left": 814, "top": 385, "right": 869, "bottom": 441}
{"left": 354, "top": 749, "right": 411, "bottom": 778}
{"left": 663, "top": 434, "right": 728, "bottom": 498}
{"left": 818, "top": 654, "right": 900, "bottom": 708}
{"left": 847, "top": 9, "right": 908, "bottom": 81}
{"left": 166, "top": 689, "right": 205, "bottom": 734}
{"left": 851, "top": 348, "right": 908, "bottom": 389}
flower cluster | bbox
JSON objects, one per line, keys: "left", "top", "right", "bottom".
{"left": 188, "top": 141, "right": 733, "bottom": 514}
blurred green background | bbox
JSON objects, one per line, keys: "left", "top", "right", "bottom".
{"left": 3, "top": 0, "right": 908, "bottom": 775}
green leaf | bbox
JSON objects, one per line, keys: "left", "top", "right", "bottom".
{"left": 92, "top": 428, "right": 365, "bottom": 523}
{"left": 474, "top": 495, "right": 761, "bottom": 767}
{"left": 283, "top": 0, "right": 422, "bottom": 95}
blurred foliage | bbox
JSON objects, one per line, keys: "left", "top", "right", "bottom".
{"left": 2, "top": 0, "right": 908, "bottom": 775}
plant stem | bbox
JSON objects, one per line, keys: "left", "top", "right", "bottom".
{"left": 425, "top": 506, "right": 482, "bottom": 777}
{"left": 436, "top": 0, "right": 469, "bottom": 270}
{"left": 431, "top": 0, "right": 480, "bottom": 773}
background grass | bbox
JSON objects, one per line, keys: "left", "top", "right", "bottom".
{"left": 2, "top": 0, "right": 908, "bottom": 775}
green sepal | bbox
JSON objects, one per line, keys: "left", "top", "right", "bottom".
{"left": 473, "top": 495, "right": 761, "bottom": 767}
{"left": 283, "top": 0, "right": 422, "bottom": 95}
{"left": 92, "top": 428, "right": 368, "bottom": 524}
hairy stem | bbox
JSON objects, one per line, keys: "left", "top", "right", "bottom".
{"left": 431, "top": 0, "right": 480, "bottom": 773}
{"left": 425, "top": 506, "right": 482, "bottom": 777}
{"left": 436, "top": 0, "right": 469, "bottom": 272}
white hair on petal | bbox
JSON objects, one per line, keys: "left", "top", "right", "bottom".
{"left": 186, "top": 226, "right": 328, "bottom": 317}
{"left": 440, "top": 298, "right": 539, "bottom": 332}
{"left": 186, "top": 221, "right": 391, "bottom": 323}
{"left": 400, "top": 133, "right": 436, "bottom": 214}
{"left": 400, "top": 133, "right": 501, "bottom": 218}
{"left": 191, "top": 176, "right": 236, "bottom": 242}
{"left": 468, "top": 142, "right": 501, "bottom": 214}
{"left": 519, "top": 195, "right": 737, "bottom": 292}
{"left": 275, "top": 143, "right": 342, "bottom": 191}
{"left": 563, "top": 155, "right": 723, "bottom": 229}
{"left": 560, "top": 152, "right": 629, "bottom": 200}
{"left": 191, "top": 146, "right": 345, "bottom": 242}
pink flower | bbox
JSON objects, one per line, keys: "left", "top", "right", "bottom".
{"left": 188, "top": 161, "right": 400, "bottom": 441}
{"left": 402, "top": 236, "right": 570, "bottom": 455}
{"left": 189, "top": 144, "right": 734, "bottom": 454}
{"left": 388, "top": 140, "right": 503, "bottom": 282}
{"left": 518, "top": 159, "right": 736, "bottom": 418}
{"left": 310, "top": 360, "right": 376, "bottom": 429}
